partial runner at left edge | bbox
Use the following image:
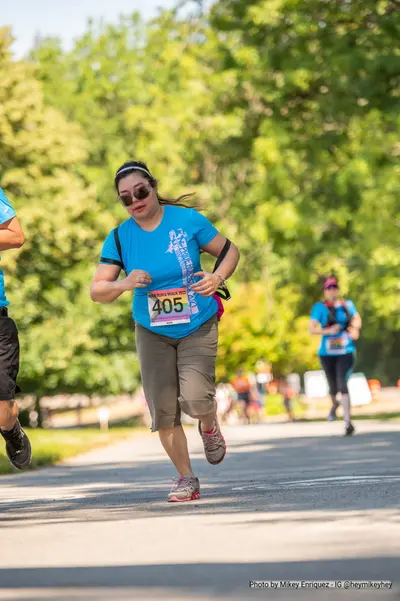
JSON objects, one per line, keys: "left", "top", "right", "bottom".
{"left": 0, "top": 188, "right": 32, "bottom": 469}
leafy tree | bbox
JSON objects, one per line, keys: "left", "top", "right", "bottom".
{"left": 210, "top": 0, "right": 400, "bottom": 382}
{"left": 0, "top": 28, "right": 141, "bottom": 413}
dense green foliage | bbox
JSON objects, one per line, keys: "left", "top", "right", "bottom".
{"left": 1, "top": 0, "right": 399, "bottom": 399}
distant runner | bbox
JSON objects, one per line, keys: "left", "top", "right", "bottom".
{"left": 309, "top": 276, "right": 362, "bottom": 435}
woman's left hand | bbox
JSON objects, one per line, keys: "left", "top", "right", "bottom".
{"left": 191, "top": 271, "right": 221, "bottom": 297}
{"left": 348, "top": 326, "right": 360, "bottom": 340}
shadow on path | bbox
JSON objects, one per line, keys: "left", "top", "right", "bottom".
{"left": 1, "top": 429, "right": 400, "bottom": 526}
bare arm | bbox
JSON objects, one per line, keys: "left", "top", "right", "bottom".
{"left": 191, "top": 234, "right": 240, "bottom": 296}
{"left": 309, "top": 319, "right": 341, "bottom": 336}
{"left": 0, "top": 217, "right": 24, "bottom": 251}
{"left": 201, "top": 233, "right": 240, "bottom": 281}
{"left": 90, "top": 264, "right": 126, "bottom": 303}
{"left": 350, "top": 313, "right": 362, "bottom": 330}
{"left": 90, "top": 264, "right": 152, "bottom": 303}
{"left": 348, "top": 312, "right": 362, "bottom": 340}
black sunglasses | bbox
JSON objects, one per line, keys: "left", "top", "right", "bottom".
{"left": 325, "top": 285, "right": 338, "bottom": 290}
{"left": 119, "top": 184, "right": 152, "bottom": 207}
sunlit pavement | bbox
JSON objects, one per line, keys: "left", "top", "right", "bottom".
{"left": 0, "top": 420, "right": 399, "bottom": 600}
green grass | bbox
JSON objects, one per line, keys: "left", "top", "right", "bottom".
{"left": 353, "top": 411, "right": 400, "bottom": 421}
{"left": 264, "top": 394, "right": 307, "bottom": 417}
{"left": 0, "top": 427, "right": 137, "bottom": 475}
{"left": 263, "top": 396, "right": 400, "bottom": 423}
{"left": 303, "top": 411, "right": 400, "bottom": 423}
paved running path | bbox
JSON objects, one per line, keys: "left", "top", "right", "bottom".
{"left": 0, "top": 420, "right": 399, "bottom": 600}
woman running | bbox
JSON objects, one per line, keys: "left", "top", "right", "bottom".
{"left": 90, "top": 160, "right": 240, "bottom": 502}
{"left": 309, "top": 276, "right": 362, "bottom": 435}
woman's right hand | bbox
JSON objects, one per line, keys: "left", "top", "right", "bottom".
{"left": 324, "top": 324, "right": 342, "bottom": 335}
{"left": 122, "top": 270, "right": 152, "bottom": 291}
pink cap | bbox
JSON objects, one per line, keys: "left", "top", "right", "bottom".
{"left": 324, "top": 277, "right": 338, "bottom": 289}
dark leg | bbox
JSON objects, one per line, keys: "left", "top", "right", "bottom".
{"left": 320, "top": 356, "right": 339, "bottom": 421}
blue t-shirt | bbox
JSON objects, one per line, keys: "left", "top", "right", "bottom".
{"left": 100, "top": 205, "right": 219, "bottom": 338}
{"left": 0, "top": 188, "right": 17, "bottom": 307}
{"left": 310, "top": 300, "right": 358, "bottom": 356}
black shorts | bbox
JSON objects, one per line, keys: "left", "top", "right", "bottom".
{"left": 237, "top": 392, "right": 251, "bottom": 404}
{"left": 283, "top": 398, "right": 292, "bottom": 410}
{"left": 320, "top": 352, "right": 355, "bottom": 397}
{"left": 0, "top": 316, "right": 20, "bottom": 401}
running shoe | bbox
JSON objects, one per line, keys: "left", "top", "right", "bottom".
{"left": 168, "top": 475, "right": 200, "bottom": 502}
{"left": 327, "top": 401, "right": 339, "bottom": 422}
{"left": 1, "top": 419, "right": 32, "bottom": 470}
{"left": 345, "top": 423, "right": 355, "bottom": 436}
{"left": 198, "top": 419, "right": 226, "bottom": 465}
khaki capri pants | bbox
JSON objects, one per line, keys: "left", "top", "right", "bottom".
{"left": 135, "top": 316, "right": 218, "bottom": 432}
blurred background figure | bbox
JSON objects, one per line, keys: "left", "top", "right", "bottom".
{"left": 255, "top": 358, "right": 273, "bottom": 410}
{"left": 287, "top": 372, "right": 301, "bottom": 397}
{"left": 278, "top": 376, "right": 296, "bottom": 423}
{"left": 247, "top": 371, "right": 263, "bottom": 423}
{"left": 216, "top": 382, "right": 238, "bottom": 425}
{"left": 231, "top": 368, "right": 252, "bottom": 424}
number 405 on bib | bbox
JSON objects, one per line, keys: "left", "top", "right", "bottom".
{"left": 148, "top": 287, "right": 191, "bottom": 327}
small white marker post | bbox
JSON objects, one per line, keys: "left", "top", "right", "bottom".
{"left": 98, "top": 407, "right": 110, "bottom": 431}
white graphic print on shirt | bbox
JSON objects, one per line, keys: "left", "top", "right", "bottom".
{"left": 166, "top": 228, "right": 199, "bottom": 315}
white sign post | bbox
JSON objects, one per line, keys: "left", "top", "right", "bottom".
{"left": 304, "top": 370, "right": 329, "bottom": 398}
{"left": 304, "top": 370, "right": 329, "bottom": 416}
{"left": 98, "top": 407, "right": 110, "bottom": 431}
{"left": 347, "top": 373, "right": 372, "bottom": 406}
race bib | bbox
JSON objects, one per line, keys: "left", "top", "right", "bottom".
{"left": 326, "top": 333, "right": 348, "bottom": 355}
{"left": 148, "top": 287, "right": 191, "bottom": 327}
